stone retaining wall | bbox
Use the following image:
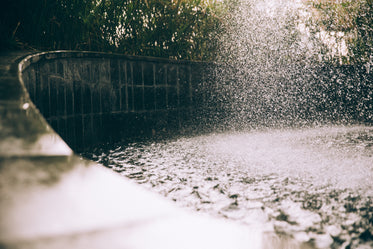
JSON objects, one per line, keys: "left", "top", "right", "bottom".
{"left": 20, "top": 51, "right": 209, "bottom": 151}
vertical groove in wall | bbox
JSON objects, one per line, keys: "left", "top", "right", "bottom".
{"left": 80, "top": 76, "right": 85, "bottom": 149}
{"left": 141, "top": 62, "right": 144, "bottom": 111}
{"left": 89, "top": 71, "right": 94, "bottom": 146}
{"left": 118, "top": 60, "right": 122, "bottom": 112}
{"left": 176, "top": 66, "right": 181, "bottom": 129}
{"left": 99, "top": 65, "right": 103, "bottom": 115}
{"left": 176, "top": 67, "right": 180, "bottom": 108}
{"left": 130, "top": 62, "right": 134, "bottom": 112}
{"left": 153, "top": 63, "right": 157, "bottom": 111}
{"left": 70, "top": 66, "right": 76, "bottom": 149}
{"left": 64, "top": 75, "right": 67, "bottom": 117}
{"left": 187, "top": 64, "right": 193, "bottom": 125}
{"left": 165, "top": 65, "right": 168, "bottom": 109}
{"left": 47, "top": 74, "right": 51, "bottom": 119}
{"left": 124, "top": 61, "right": 129, "bottom": 112}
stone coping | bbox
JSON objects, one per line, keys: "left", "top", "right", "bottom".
{"left": 19, "top": 51, "right": 205, "bottom": 73}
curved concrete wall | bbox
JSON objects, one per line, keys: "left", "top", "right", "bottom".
{"left": 20, "top": 51, "right": 209, "bottom": 152}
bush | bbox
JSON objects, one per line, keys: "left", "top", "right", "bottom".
{"left": 308, "top": 0, "right": 373, "bottom": 64}
{"left": 0, "top": 0, "right": 225, "bottom": 61}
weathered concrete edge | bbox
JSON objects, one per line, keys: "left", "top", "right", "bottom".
{"left": 19, "top": 50, "right": 206, "bottom": 71}
{"left": 0, "top": 51, "right": 72, "bottom": 158}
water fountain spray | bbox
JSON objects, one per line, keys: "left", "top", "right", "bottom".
{"left": 204, "top": 0, "right": 372, "bottom": 129}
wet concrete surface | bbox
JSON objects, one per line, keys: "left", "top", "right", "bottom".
{"left": 1, "top": 156, "right": 267, "bottom": 249}
{"left": 85, "top": 125, "right": 373, "bottom": 249}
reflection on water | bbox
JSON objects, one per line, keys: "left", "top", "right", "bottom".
{"left": 85, "top": 125, "right": 373, "bottom": 249}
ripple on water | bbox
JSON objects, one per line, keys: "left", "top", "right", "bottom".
{"left": 84, "top": 125, "right": 373, "bottom": 249}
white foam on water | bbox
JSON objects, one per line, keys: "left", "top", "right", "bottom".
{"left": 91, "top": 125, "right": 373, "bottom": 248}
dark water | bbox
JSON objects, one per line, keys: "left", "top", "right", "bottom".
{"left": 84, "top": 125, "right": 373, "bottom": 249}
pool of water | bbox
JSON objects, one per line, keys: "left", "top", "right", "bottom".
{"left": 84, "top": 125, "right": 373, "bottom": 249}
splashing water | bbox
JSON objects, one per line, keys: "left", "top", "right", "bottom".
{"left": 204, "top": 0, "right": 372, "bottom": 129}
{"left": 85, "top": 125, "right": 373, "bottom": 249}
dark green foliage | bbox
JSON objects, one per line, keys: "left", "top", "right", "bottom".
{"left": 0, "top": 0, "right": 224, "bottom": 60}
{"left": 352, "top": 0, "right": 373, "bottom": 64}
{"left": 309, "top": 0, "right": 373, "bottom": 64}
{"left": 112, "top": 0, "right": 223, "bottom": 60}
{"left": 1, "top": 0, "right": 100, "bottom": 51}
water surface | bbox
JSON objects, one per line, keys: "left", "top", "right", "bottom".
{"left": 85, "top": 125, "right": 373, "bottom": 249}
